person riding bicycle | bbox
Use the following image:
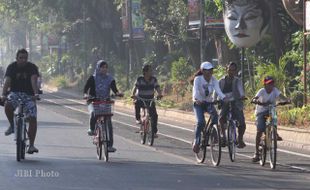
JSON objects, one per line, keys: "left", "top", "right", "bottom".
{"left": 191, "top": 61, "right": 227, "bottom": 153}
{"left": 251, "top": 76, "right": 290, "bottom": 162}
{"left": 218, "top": 62, "right": 246, "bottom": 148}
{"left": 131, "top": 64, "right": 163, "bottom": 137}
{"left": 1, "top": 48, "right": 40, "bottom": 154}
{"left": 83, "top": 60, "right": 123, "bottom": 152}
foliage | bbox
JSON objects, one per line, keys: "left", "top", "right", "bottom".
{"left": 171, "top": 57, "right": 194, "bottom": 82}
{"left": 49, "top": 75, "right": 69, "bottom": 89}
{"left": 278, "top": 105, "right": 310, "bottom": 127}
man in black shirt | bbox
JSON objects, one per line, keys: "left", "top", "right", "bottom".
{"left": 1, "top": 49, "right": 40, "bottom": 154}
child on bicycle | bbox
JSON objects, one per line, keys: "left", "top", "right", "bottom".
{"left": 251, "top": 76, "right": 290, "bottom": 162}
{"left": 83, "top": 60, "right": 123, "bottom": 152}
{"left": 191, "top": 61, "right": 227, "bottom": 153}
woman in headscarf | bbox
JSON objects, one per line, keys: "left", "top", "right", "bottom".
{"left": 83, "top": 60, "right": 123, "bottom": 152}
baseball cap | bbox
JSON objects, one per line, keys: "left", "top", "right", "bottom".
{"left": 200, "top": 61, "right": 214, "bottom": 70}
{"left": 264, "top": 76, "right": 274, "bottom": 84}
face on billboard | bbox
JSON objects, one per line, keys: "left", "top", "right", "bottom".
{"left": 224, "top": 0, "right": 269, "bottom": 48}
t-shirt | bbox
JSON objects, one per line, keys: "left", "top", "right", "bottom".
{"left": 192, "top": 75, "right": 225, "bottom": 102}
{"left": 5, "top": 62, "right": 39, "bottom": 95}
{"left": 135, "top": 76, "right": 159, "bottom": 99}
{"left": 255, "top": 87, "right": 281, "bottom": 115}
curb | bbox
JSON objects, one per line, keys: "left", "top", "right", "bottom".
{"left": 43, "top": 86, "right": 310, "bottom": 152}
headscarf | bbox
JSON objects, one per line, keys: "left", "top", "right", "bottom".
{"left": 93, "top": 60, "right": 114, "bottom": 99}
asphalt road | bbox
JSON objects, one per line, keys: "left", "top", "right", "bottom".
{"left": 0, "top": 90, "right": 309, "bottom": 190}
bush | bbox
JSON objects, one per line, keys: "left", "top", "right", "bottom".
{"left": 49, "top": 75, "right": 70, "bottom": 89}
{"left": 278, "top": 105, "right": 310, "bottom": 127}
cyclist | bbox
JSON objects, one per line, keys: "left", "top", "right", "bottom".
{"left": 218, "top": 62, "right": 246, "bottom": 148}
{"left": 1, "top": 48, "right": 40, "bottom": 154}
{"left": 251, "top": 76, "right": 290, "bottom": 162}
{"left": 83, "top": 60, "right": 123, "bottom": 152}
{"left": 131, "top": 64, "right": 163, "bottom": 137}
{"left": 191, "top": 61, "right": 227, "bottom": 153}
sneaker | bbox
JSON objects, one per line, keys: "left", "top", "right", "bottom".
{"left": 252, "top": 153, "right": 260, "bottom": 162}
{"left": 237, "top": 139, "right": 246, "bottom": 149}
{"left": 136, "top": 120, "right": 142, "bottom": 125}
{"left": 27, "top": 145, "right": 39, "bottom": 154}
{"left": 192, "top": 144, "right": 200, "bottom": 153}
{"left": 87, "top": 129, "right": 95, "bottom": 136}
{"left": 4, "top": 126, "right": 14, "bottom": 136}
{"left": 108, "top": 147, "right": 117, "bottom": 152}
{"left": 276, "top": 134, "right": 283, "bottom": 141}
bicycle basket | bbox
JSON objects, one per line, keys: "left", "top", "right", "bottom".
{"left": 92, "top": 101, "right": 114, "bottom": 116}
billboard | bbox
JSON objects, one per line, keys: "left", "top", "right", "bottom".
{"left": 122, "top": 0, "right": 144, "bottom": 39}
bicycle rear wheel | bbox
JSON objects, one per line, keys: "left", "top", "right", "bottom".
{"left": 102, "top": 119, "right": 109, "bottom": 162}
{"left": 195, "top": 131, "right": 207, "bottom": 163}
{"left": 95, "top": 125, "right": 102, "bottom": 160}
{"left": 209, "top": 124, "right": 221, "bottom": 166}
{"left": 16, "top": 118, "right": 23, "bottom": 162}
{"left": 269, "top": 126, "right": 277, "bottom": 169}
{"left": 147, "top": 117, "right": 154, "bottom": 146}
{"left": 227, "top": 121, "right": 236, "bottom": 162}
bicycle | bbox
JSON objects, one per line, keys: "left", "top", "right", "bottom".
{"left": 135, "top": 96, "right": 158, "bottom": 146}
{"left": 15, "top": 96, "right": 40, "bottom": 162}
{"left": 251, "top": 101, "right": 290, "bottom": 169}
{"left": 195, "top": 101, "right": 222, "bottom": 166}
{"left": 88, "top": 97, "right": 115, "bottom": 162}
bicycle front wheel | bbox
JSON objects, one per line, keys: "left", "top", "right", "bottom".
{"left": 269, "top": 126, "right": 277, "bottom": 169}
{"left": 147, "top": 117, "right": 154, "bottom": 146}
{"left": 16, "top": 118, "right": 23, "bottom": 162}
{"left": 140, "top": 120, "right": 146, "bottom": 144}
{"left": 102, "top": 119, "right": 109, "bottom": 162}
{"left": 227, "top": 121, "right": 237, "bottom": 162}
{"left": 95, "top": 126, "right": 102, "bottom": 160}
{"left": 209, "top": 124, "right": 221, "bottom": 166}
{"left": 195, "top": 131, "right": 207, "bottom": 163}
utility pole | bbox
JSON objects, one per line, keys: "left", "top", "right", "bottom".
{"left": 303, "top": 0, "right": 308, "bottom": 105}
{"left": 200, "top": 0, "right": 205, "bottom": 63}
{"left": 127, "top": 0, "right": 133, "bottom": 90}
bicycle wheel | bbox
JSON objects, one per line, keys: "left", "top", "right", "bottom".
{"left": 95, "top": 125, "right": 102, "bottom": 160}
{"left": 209, "top": 124, "right": 221, "bottom": 166}
{"left": 227, "top": 121, "right": 237, "bottom": 162}
{"left": 16, "top": 118, "right": 23, "bottom": 162}
{"left": 21, "top": 125, "right": 27, "bottom": 159}
{"left": 147, "top": 117, "right": 154, "bottom": 146}
{"left": 102, "top": 119, "right": 109, "bottom": 162}
{"left": 140, "top": 120, "right": 146, "bottom": 144}
{"left": 259, "top": 135, "right": 267, "bottom": 166}
{"left": 269, "top": 126, "right": 277, "bottom": 169}
{"left": 195, "top": 131, "right": 207, "bottom": 163}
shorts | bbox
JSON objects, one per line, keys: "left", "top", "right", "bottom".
{"left": 7, "top": 92, "right": 37, "bottom": 118}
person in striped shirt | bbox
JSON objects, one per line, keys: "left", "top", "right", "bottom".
{"left": 131, "top": 65, "right": 163, "bottom": 137}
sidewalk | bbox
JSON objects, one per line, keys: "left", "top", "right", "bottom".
{"left": 44, "top": 86, "right": 310, "bottom": 152}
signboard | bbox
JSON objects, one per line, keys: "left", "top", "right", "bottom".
{"left": 306, "top": 1, "right": 310, "bottom": 31}
{"left": 132, "top": 0, "right": 144, "bottom": 39}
